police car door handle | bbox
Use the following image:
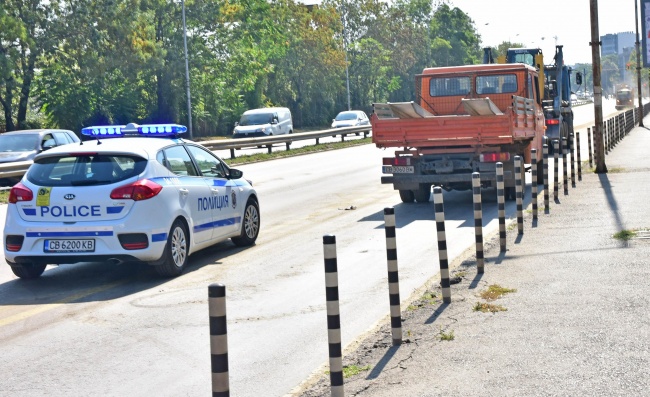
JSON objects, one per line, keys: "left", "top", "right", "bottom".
{"left": 210, "top": 188, "right": 219, "bottom": 195}
{"left": 179, "top": 188, "right": 189, "bottom": 196}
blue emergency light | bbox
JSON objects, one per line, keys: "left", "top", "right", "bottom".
{"left": 81, "top": 123, "right": 187, "bottom": 138}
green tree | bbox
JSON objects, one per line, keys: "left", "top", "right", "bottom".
{"left": 428, "top": 4, "right": 481, "bottom": 67}
{"left": 266, "top": 3, "right": 346, "bottom": 126}
{"left": 1, "top": 0, "right": 57, "bottom": 131}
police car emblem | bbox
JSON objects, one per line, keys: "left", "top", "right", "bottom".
{"left": 64, "top": 194, "right": 76, "bottom": 200}
{"left": 231, "top": 191, "right": 237, "bottom": 209}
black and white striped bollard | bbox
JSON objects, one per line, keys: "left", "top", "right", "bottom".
{"left": 531, "top": 149, "right": 538, "bottom": 220}
{"left": 209, "top": 283, "right": 230, "bottom": 397}
{"left": 569, "top": 133, "right": 576, "bottom": 187}
{"left": 562, "top": 137, "right": 568, "bottom": 196}
{"left": 433, "top": 187, "right": 451, "bottom": 303}
{"left": 496, "top": 163, "right": 506, "bottom": 252}
{"left": 543, "top": 143, "right": 549, "bottom": 213}
{"left": 472, "top": 173, "right": 484, "bottom": 273}
{"left": 553, "top": 140, "right": 559, "bottom": 202}
{"left": 587, "top": 128, "right": 594, "bottom": 168}
{"left": 515, "top": 156, "right": 523, "bottom": 234}
{"left": 383, "top": 208, "right": 402, "bottom": 345}
{"left": 576, "top": 132, "right": 582, "bottom": 181}
{"left": 323, "top": 235, "right": 344, "bottom": 397}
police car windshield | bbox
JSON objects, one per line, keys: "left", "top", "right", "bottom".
{"left": 27, "top": 154, "right": 147, "bottom": 186}
{"left": 239, "top": 113, "right": 274, "bottom": 126}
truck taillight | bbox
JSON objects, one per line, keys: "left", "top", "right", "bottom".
{"left": 545, "top": 118, "right": 560, "bottom": 125}
{"left": 383, "top": 157, "right": 412, "bottom": 166}
{"left": 480, "top": 153, "right": 511, "bottom": 162}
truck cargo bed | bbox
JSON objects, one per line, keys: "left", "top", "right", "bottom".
{"left": 372, "top": 97, "right": 538, "bottom": 150}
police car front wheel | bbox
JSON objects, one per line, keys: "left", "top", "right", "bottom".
{"left": 10, "top": 262, "right": 47, "bottom": 279}
{"left": 154, "top": 219, "right": 189, "bottom": 277}
{"left": 232, "top": 198, "right": 260, "bottom": 247}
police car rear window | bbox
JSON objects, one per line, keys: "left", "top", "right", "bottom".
{"left": 27, "top": 154, "right": 147, "bottom": 186}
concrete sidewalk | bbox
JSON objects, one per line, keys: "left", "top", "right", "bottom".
{"left": 297, "top": 120, "right": 650, "bottom": 396}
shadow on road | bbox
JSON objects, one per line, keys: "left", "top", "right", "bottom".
{"left": 0, "top": 240, "right": 250, "bottom": 306}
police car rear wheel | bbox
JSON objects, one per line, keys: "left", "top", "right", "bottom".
{"left": 155, "top": 220, "right": 189, "bottom": 277}
{"left": 10, "top": 263, "right": 46, "bottom": 279}
{"left": 232, "top": 198, "right": 260, "bottom": 247}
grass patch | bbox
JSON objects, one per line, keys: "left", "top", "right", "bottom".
{"left": 608, "top": 167, "right": 625, "bottom": 173}
{"left": 0, "top": 189, "right": 9, "bottom": 204}
{"left": 224, "top": 137, "right": 371, "bottom": 166}
{"left": 438, "top": 329, "right": 455, "bottom": 341}
{"left": 343, "top": 364, "right": 372, "bottom": 378}
{"left": 327, "top": 364, "right": 372, "bottom": 378}
{"left": 480, "top": 284, "right": 517, "bottom": 301}
{"left": 473, "top": 302, "right": 507, "bottom": 313}
{"left": 407, "top": 291, "right": 438, "bottom": 311}
{"left": 454, "top": 271, "right": 467, "bottom": 278}
{"left": 613, "top": 229, "right": 637, "bottom": 241}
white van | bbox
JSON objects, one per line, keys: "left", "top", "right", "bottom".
{"left": 232, "top": 107, "right": 293, "bottom": 138}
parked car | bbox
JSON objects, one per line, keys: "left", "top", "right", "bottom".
{"left": 331, "top": 110, "right": 370, "bottom": 128}
{"left": 232, "top": 107, "right": 293, "bottom": 138}
{"left": 0, "top": 129, "right": 80, "bottom": 186}
{"left": 0, "top": 129, "right": 80, "bottom": 163}
{"left": 3, "top": 123, "right": 260, "bottom": 279}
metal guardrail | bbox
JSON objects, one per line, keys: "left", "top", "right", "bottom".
{"left": 0, "top": 126, "right": 372, "bottom": 185}
{"left": 200, "top": 125, "right": 372, "bottom": 158}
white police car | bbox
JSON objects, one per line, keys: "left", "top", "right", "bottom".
{"left": 3, "top": 123, "right": 260, "bottom": 279}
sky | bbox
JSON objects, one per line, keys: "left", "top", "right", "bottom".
{"left": 448, "top": 0, "right": 641, "bottom": 65}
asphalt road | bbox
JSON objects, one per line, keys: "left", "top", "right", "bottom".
{"left": 0, "top": 99, "right": 628, "bottom": 396}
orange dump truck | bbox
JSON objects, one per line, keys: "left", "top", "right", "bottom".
{"left": 372, "top": 63, "right": 546, "bottom": 203}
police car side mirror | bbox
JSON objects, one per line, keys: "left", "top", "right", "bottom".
{"left": 229, "top": 168, "right": 243, "bottom": 179}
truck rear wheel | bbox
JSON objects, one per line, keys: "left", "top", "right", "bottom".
{"left": 399, "top": 190, "right": 415, "bottom": 203}
{"left": 414, "top": 184, "right": 431, "bottom": 203}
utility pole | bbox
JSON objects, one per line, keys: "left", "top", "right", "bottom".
{"left": 635, "top": 0, "right": 645, "bottom": 126}
{"left": 590, "top": 0, "right": 607, "bottom": 173}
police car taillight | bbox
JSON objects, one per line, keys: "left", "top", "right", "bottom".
{"left": 8, "top": 183, "right": 34, "bottom": 203}
{"left": 110, "top": 179, "right": 162, "bottom": 201}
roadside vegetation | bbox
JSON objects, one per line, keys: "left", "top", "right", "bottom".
{"left": 2, "top": 1, "right": 484, "bottom": 135}
{"left": 613, "top": 229, "right": 637, "bottom": 240}
{"left": 0, "top": 189, "right": 8, "bottom": 204}
{"left": 473, "top": 284, "right": 516, "bottom": 313}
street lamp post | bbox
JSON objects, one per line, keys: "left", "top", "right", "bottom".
{"left": 182, "top": 0, "right": 193, "bottom": 138}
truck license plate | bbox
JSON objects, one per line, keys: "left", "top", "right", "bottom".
{"left": 44, "top": 239, "right": 95, "bottom": 253}
{"left": 382, "top": 166, "right": 414, "bottom": 174}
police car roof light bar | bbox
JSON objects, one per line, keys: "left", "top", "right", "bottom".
{"left": 81, "top": 123, "right": 187, "bottom": 138}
